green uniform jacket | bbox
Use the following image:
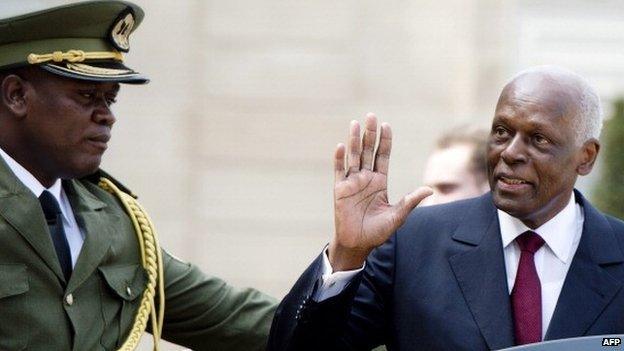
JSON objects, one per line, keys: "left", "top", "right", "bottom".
{"left": 0, "top": 158, "right": 277, "bottom": 351}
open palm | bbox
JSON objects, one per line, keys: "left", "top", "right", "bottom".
{"left": 329, "top": 114, "right": 432, "bottom": 271}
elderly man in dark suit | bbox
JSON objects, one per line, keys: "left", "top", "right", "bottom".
{"left": 268, "top": 66, "right": 624, "bottom": 350}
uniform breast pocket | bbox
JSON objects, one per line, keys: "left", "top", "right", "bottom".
{"left": 0, "top": 264, "right": 30, "bottom": 350}
{"left": 98, "top": 264, "right": 147, "bottom": 350}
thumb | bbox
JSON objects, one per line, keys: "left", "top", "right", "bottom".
{"left": 393, "top": 186, "right": 433, "bottom": 222}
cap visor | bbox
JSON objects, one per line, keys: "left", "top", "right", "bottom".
{"left": 40, "top": 61, "right": 148, "bottom": 84}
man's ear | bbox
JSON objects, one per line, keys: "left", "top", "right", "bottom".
{"left": 1, "top": 74, "right": 30, "bottom": 117}
{"left": 576, "top": 139, "right": 600, "bottom": 176}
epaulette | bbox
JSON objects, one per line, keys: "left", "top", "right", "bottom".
{"left": 82, "top": 169, "right": 138, "bottom": 199}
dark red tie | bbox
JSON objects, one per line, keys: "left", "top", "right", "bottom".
{"left": 511, "top": 231, "right": 545, "bottom": 345}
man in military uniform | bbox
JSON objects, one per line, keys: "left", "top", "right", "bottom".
{"left": 0, "top": 1, "right": 277, "bottom": 350}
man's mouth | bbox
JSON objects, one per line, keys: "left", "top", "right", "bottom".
{"left": 499, "top": 176, "right": 528, "bottom": 185}
{"left": 495, "top": 173, "right": 532, "bottom": 194}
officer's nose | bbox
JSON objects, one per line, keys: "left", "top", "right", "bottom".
{"left": 92, "top": 99, "right": 116, "bottom": 127}
{"left": 91, "top": 93, "right": 117, "bottom": 127}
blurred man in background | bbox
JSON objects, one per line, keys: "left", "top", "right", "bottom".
{"left": 421, "top": 127, "right": 489, "bottom": 206}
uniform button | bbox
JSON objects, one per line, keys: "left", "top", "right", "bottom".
{"left": 126, "top": 286, "right": 132, "bottom": 297}
{"left": 65, "top": 293, "right": 74, "bottom": 306}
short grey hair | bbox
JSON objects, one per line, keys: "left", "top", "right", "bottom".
{"left": 508, "top": 65, "right": 603, "bottom": 145}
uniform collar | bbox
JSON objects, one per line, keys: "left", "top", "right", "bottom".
{"left": 498, "top": 192, "right": 581, "bottom": 264}
{"left": 0, "top": 146, "right": 70, "bottom": 222}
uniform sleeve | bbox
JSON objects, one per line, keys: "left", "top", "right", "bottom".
{"left": 158, "top": 250, "right": 278, "bottom": 351}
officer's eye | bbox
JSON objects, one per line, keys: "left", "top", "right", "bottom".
{"left": 80, "top": 92, "right": 94, "bottom": 99}
{"left": 105, "top": 96, "right": 117, "bottom": 105}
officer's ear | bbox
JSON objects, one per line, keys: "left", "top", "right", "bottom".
{"left": 1, "top": 74, "right": 31, "bottom": 117}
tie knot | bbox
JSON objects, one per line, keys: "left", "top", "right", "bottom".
{"left": 516, "top": 231, "right": 545, "bottom": 254}
{"left": 39, "top": 190, "right": 61, "bottom": 221}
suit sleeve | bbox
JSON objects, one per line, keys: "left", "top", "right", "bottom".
{"left": 157, "top": 250, "right": 278, "bottom": 351}
{"left": 268, "top": 234, "right": 396, "bottom": 351}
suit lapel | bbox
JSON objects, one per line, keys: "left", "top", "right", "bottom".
{"left": 448, "top": 194, "right": 515, "bottom": 350}
{"left": 64, "top": 179, "right": 119, "bottom": 292}
{"left": 0, "top": 155, "right": 67, "bottom": 283}
{"left": 545, "top": 191, "right": 624, "bottom": 340}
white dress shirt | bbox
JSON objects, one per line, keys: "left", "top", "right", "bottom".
{"left": 0, "top": 147, "right": 84, "bottom": 267}
{"left": 318, "top": 193, "right": 584, "bottom": 339}
{"left": 499, "top": 193, "right": 583, "bottom": 338}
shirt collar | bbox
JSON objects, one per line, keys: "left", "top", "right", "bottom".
{"left": 0, "top": 147, "right": 70, "bottom": 222}
{"left": 498, "top": 192, "right": 579, "bottom": 263}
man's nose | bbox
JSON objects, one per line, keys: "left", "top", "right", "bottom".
{"left": 500, "top": 134, "right": 528, "bottom": 164}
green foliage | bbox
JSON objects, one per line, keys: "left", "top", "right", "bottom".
{"left": 594, "top": 98, "right": 624, "bottom": 219}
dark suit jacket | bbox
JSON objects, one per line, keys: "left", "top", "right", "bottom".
{"left": 268, "top": 191, "right": 624, "bottom": 351}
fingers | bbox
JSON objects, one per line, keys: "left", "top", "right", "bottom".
{"left": 393, "top": 187, "right": 434, "bottom": 223}
{"left": 334, "top": 143, "right": 346, "bottom": 181}
{"left": 374, "top": 123, "right": 392, "bottom": 175}
{"left": 341, "top": 113, "right": 387, "bottom": 176}
{"left": 360, "top": 113, "right": 378, "bottom": 171}
{"left": 347, "top": 120, "right": 361, "bottom": 174}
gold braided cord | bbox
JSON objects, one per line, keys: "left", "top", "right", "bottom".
{"left": 27, "top": 50, "right": 124, "bottom": 65}
{"left": 98, "top": 178, "right": 165, "bottom": 351}
{"left": 132, "top": 196, "right": 166, "bottom": 337}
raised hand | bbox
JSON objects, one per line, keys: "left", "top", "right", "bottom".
{"left": 329, "top": 113, "right": 432, "bottom": 271}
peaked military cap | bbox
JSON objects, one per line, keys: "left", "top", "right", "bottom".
{"left": 0, "top": 0, "right": 148, "bottom": 84}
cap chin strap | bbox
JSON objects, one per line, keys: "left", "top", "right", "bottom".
{"left": 99, "top": 177, "right": 165, "bottom": 351}
{"left": 27, "top": 49, "right": 123, "bottom": 64}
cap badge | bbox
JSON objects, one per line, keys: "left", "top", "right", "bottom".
{"left": 109, "top": 10, "right": 135, "bottom": 52}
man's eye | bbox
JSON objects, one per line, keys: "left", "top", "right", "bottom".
{"left": 80, "top": 92, "right": 94, "bottom": 99}
{"left": 106, "top": 97, "right": 117, "bottom": 105}
{"left": 534, "top": 134, "right": 549, "bottom": 145}
{"left": 493, "top": 127, "right": 508, "bottom": 138}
